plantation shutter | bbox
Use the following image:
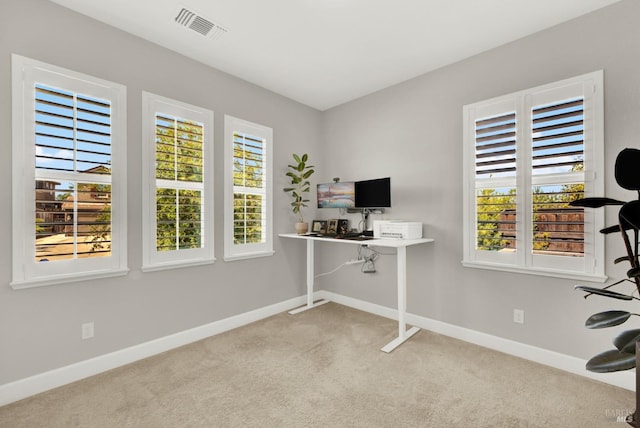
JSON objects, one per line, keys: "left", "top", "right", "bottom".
{"left": 475, "top": 112, "right": 516, "bottom": 178}
{"left": 463, "top": 71, "right": 604, "bottom": 280}
{"left": 474, "top": 111, "right": 517, "bottom": 252}
{"left": 233, "top": 131, "right": 266, "bottom": 244}
{"left": 34, "top": 84, "right": 113, "bottom": 261}
{"left": 531, "top": 98, "right": 585, "bottom": 256}
{"left": 154, "top": 114, "right": 204, "bottom": 251}
{"left": 531, "top": 98, "right": 584, "bottom": 174}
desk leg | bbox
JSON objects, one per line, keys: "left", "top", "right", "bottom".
{"left": 289, "top": 238, "right": 329, "bottom": 314}
{"left": 381, "top": 245, "right": 420, "bottom": 352}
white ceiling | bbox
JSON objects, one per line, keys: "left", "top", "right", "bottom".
{"left": 49, "top": 0, "right": 621, "bottom": 111}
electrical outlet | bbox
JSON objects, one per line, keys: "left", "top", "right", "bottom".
{"left": 81, "top": 322, "right": 94, "bottom": 340}
{"left": 513, "top": 309, "right": 525, "bottom": 324}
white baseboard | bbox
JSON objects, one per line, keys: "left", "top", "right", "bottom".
{"left": 1, "top": 290, "right": 633, "bottom": 407}
{"left": 0, "top": 295, "right": 306, "bottom": 407}
{"left": 319, "top": 290, "right": 635, "bottom": 391}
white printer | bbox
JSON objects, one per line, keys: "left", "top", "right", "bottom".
{"left": 373, "top": 220, "right": 423, "bottom": 239}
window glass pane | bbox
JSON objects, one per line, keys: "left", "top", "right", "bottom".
{"left": 532, "top": 184, "right": 584, "bottom": 256}
{"left": 77, "top": 183, "right": 112, "bottom": 258}
{"left": 35, "top": 181, "right": 111, "bottom": 261}
{"left": 155, "top": 188, "right": 203, "bottom": 251}
{"left": 234, "top": 193, "right": 264, "bottom": 244}
{"left": 156, "top": 188, "right": 177, "bottom": 251}
{"left": 155, "top": 114, "right": 203, "bottom": 182}
{"left": 178, "top": 189, "right": 202, "bottom": 249}
{"left": 35, "top": 84, "right": 112, "bottom": 175}
{"left": 156, "top": 115, "right": 176, "bottom": 180}
{"left": 176, "top": 120, "right": 203, "bottom": 182}
{"left": 532, "top": 98, "right": 584, "bottom": 175}
{"left": 233, "top": 132, "right": 264, "bottom": 188}
{"left": 476, "top": 187, "right": 517, "bottom": 252}
{"left": 232, "top": 131, "right": 266, "bottom": 247}
{"left": 475, "top": 112, "right": 516, "bottom": 179}
{"left": 154, "top": 111, "right": 205, "bottom": 255}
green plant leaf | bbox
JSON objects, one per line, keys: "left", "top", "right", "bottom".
{"left": 613, "top": 329, "right": 640, "bottom": 353}
{"left": 302, "top": 169, "right": 314, "bottom": 179}
{"left": 614, "top": 256, "right": 630, "bottom": 264}
{"left": 585, "top": 349, "right": 636, "bottom": 373}
{"left": 283, "top": 187, "right": 294, "bottom": 192}
{"left": 297, "top": 162, "right": 305, "bottom": 172}
{"left": 301, "top": 153, "right": 308, "bottom": 162}
{"left": 570, "top": 197, "right": 625, "bottom": 208}
{"left": 585, "top": 311, "right": 631, "bottom": 329}
{"left": 600, "top": 225, "right": 622, "bottom": 234}
{"left": 627, "top": 267, "right": 640, "bottom": 278}
{"left": 574, "top": 285, "right": 634, "bottom": 301}
{"left": 620, "top": 200, "right": 640, "bottom": 230}
{"left": 293, "top": 154, "right": 301, "bottom": 163}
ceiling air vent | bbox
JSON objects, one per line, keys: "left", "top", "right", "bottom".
{"left": 175, "top": 7, "right": 228, "bottom": 40}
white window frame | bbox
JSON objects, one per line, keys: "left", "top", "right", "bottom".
{"left": 224, "top": 115, "right": 274, "bottom": 261}
{"left": 141, "top": 92, "right": 214, "bottom": 271}
{"left": 11, "top": 54, "right": 128, "bottom": 289}
{"left": 462, "top": 71, "right": 606, "bottom": 282}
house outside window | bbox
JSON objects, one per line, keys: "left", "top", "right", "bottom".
{"left": 11, "top": 55, "right": 128, "bottom": 288}
{"left": 462, "top": 71, "right": 605, "bottom": 282}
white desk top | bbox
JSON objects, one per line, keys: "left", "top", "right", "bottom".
{"left": 279, "top": 233, "right": 434, "bottom": 248}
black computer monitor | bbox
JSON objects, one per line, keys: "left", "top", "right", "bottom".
{"left": 354, "top": 177, "right": 391, "bottom": 209}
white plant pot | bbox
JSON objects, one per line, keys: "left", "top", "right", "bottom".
{"left": 295, "top": 222, "right": 309, "bottom": 235}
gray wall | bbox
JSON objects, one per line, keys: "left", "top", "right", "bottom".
{"left": 0, "top": 0, "right": 321, "bottom": 384}
{"left": 1, "top": 0, "right": 639, "bottom": 387}
{"left": 319, "top": 0, "right": 640, "bottom": 361}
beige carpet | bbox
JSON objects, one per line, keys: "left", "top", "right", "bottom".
{"left": 0, "top": 303, "right": 634, "bottom": 427}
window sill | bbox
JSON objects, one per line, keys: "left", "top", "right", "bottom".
{"left": 11, "top": 267, "right": 130, "bottom": 290}
{"left": 224, "top": 250, "right": 275, "bottom": 262}
{"left": 461, "top": 260, "right": 607, "bottom": 283}
{"left": 141, "top": 258, "right": 216, "bottom": 273}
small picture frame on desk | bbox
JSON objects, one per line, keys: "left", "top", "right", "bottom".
{"left": 337, "top": 219, "right": 349, "bottom": 235}
{"left": 327, "top": 219, "right": 339, "bottom": 235}
{"left": 312, "top": 220, "right": 327, "bottom": 234}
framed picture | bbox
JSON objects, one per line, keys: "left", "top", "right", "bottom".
{"left": 337, "top": 219, "right": 349, "bottom": 235}
{"left": 327, "top": 219, "right": 339, "bottom": 235}
{"left": 312, "top": 220, "right": 327, "bottom": 234}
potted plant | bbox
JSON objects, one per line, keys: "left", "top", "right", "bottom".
{"left": 283, "top": 153, "right": 315, "bottom": 234}
{"left": 572, "top": 148, "right": 640, "bottom": 427}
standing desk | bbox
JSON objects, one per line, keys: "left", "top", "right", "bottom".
{"left": 279, "top": 233, "right": 434, "bottom": 352}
